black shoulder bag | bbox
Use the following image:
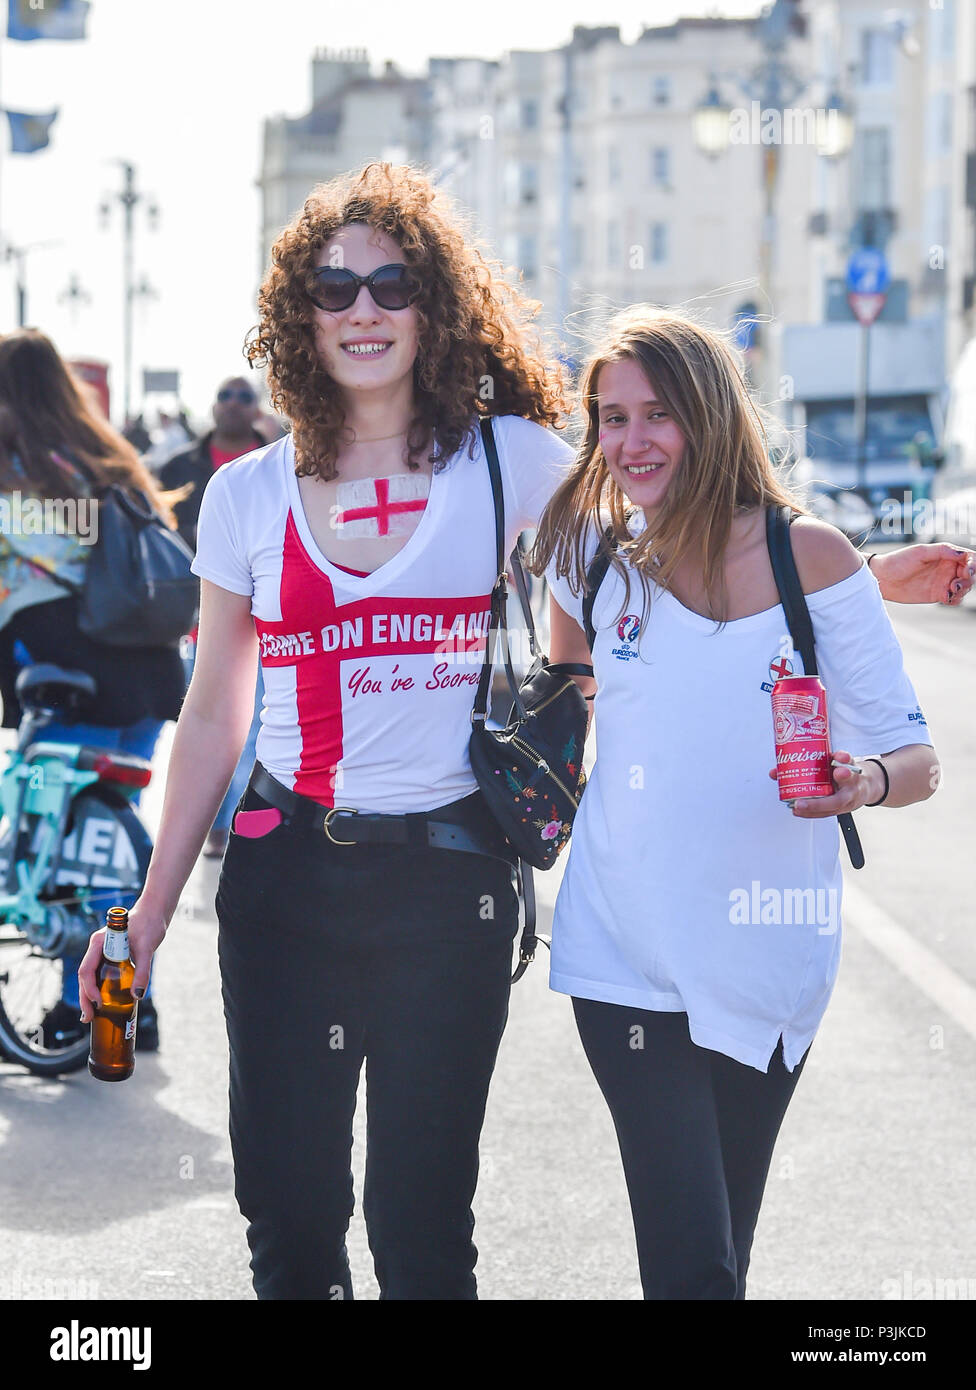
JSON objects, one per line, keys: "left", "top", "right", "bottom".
{"left": 468, "top": 418, "right": 594, "bottom": 979}
{"left": 580, "top": 506, "right": 865, "bottom": 869}
{"left": 39, "top": 460, "right": 198, "bottom": 648}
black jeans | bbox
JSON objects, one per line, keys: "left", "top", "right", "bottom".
{"left": 572, "top": 998, "right": 809, "bottom": 1300}
{"left": 215, "top": 781, "right": 519, "bottom": 1300}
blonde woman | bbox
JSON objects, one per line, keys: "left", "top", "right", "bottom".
{"left": 531, "top": 307, "right": 952, "bottom": 1300}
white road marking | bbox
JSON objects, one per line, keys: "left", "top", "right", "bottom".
{"left": 843, "top": 878, "right": 976, "bottom": 1042}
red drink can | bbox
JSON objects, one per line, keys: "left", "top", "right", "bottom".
{"left": 771, "top": 675, "right": 834, "bottom": 802}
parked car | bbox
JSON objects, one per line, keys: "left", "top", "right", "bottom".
{"left": 930, "top": 337, "right": 976, "bottom": 550}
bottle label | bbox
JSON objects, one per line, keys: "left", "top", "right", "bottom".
{"left": 124, "top": 1017, "right": 137, "bottom": 1040}
{"left": 103, "top": 928, "right": 130, "bottom": 963}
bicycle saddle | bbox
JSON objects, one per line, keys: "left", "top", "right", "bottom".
{"left": 14, "top": 663, "right": 98, "bottom": 712}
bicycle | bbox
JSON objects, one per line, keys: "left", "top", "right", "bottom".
{"left": 0, "top": 663, "right": 153, "bottom": 1076}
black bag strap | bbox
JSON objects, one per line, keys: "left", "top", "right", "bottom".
{"left": 473, "top": 418, "right": 530, "bottom": 723}
{"left": 582, "top": 525, "right": 619, "bottom": 652}
{"left": 766, "top": 504, "right": 864, "bottom": 871}
{"left": 472, "top": 417, "right": 549, "bottom": 979}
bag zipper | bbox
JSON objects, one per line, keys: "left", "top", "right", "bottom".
{"left": 507, "top": 734, "right": 581, "bottom": 810}
{"left": 523, "top": 676, "right": 576, "bottom": 719}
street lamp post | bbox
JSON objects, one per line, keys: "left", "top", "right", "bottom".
{"left": 1, "top": 238, "right": 62, "bottom": 326}
{"left": 100, "top": 161, "right": 159, "bottom": 422}
{"left": 692, "top": 0, "right": 853, "bottom": 400}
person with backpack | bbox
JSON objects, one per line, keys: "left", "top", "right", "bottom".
{"left": 0, "top": 329, "right": 187, "bottom": 1051}
{"left": 530, "top": 305, "right": 948, "bottom": 1299}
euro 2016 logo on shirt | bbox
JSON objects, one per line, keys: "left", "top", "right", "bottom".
{"left": 610, "top": 615, "right": 642, "bottom": 662}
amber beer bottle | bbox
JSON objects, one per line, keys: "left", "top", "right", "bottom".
{"left": 88, "top": 906, "right": 138, "bottom": 1082}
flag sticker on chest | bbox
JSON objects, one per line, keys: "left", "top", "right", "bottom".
{"left": 761, "top": 652, "right": 795, "bottom": 693}
{"left": 333, "top": 474, "right": 430, "bottom": 539}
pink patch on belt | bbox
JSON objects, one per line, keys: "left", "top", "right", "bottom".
{"left": 232, "top": 807, "right": 283, "bottom": 838}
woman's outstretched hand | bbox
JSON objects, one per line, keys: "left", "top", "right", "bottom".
{"left": 870, "top": 542, "right": 975, "bottom": 605}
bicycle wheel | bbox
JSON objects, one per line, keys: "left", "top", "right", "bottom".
{"left": 0, "top": 788, "right": 152, "bottom": 1078}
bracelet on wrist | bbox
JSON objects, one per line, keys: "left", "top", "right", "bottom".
{"left": 863, "top": 757, "right": 889, "bottom": 806}
{"left": 864, "top": 553, "right": 877, "bottom": 574}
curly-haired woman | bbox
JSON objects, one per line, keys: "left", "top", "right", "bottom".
{"left": 78, "top": 162, "right": 569, "bottom": 1301}
{"left": 76, "top": 163, "right": 973, "bottom": 1302}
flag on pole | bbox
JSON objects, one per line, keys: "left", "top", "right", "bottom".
{"left": 6, "top": 0, "right": 90, "bottom": 41}
{"left": 5, "top": 107, "right": 59, "bottom": 153}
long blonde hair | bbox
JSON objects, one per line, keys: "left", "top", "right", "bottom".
{"left": 529, "top": 306, "right": 805, "bottom": 624}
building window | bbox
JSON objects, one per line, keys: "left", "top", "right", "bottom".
{"left": 608, "top": 220, "right": 621, "bottom": 268}
{"left": 861, "top": 29, "right": 895, "bottom": 87}
{"left": 573, "top": 152, "right": 586, "bottom": 189}
{"left": 650, "top": 222, "right": 668, "bottom": 264}
{"left": 572, "top": 224, "right": 584, "bottom": 270}
{"left": 609, "top": 145, "right": 621, "bottom": 184}
{"left": 521, "top": 163, "right": 538, "bottom": 203}
{"left": 651, "top": 75, "right": 670, "bottom": 107}
{"left": 521, "top": 98, "right": 539, "bottom": 129}
{"left": 651, "top": 147, "right": 670, "bottom": 186}
{"left": 856, "top": 127, "right": 891, "bottom": 210}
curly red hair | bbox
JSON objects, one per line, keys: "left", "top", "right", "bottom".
{"left": 246, "top": 163, "right": 568, "bottom": 479}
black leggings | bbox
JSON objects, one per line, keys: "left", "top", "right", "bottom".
{"left": 572, "top": 998, "right": 809, "bottom": 1300}
{"left": 215, "top": 781, "right": 520, "bottom": 1300}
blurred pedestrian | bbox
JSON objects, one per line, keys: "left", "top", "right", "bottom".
{"left": 160, "top": 377, "right": 268, "bottom": 857}
{"left": 123, "top": 412, "right": 152, "bottom": 454}
{"left": 159, "top": 377, "right": 267, "bottom": 551}
{"left": 0, "top": 329, "right": 187, "bottom": 1051}
{"left": 143, "top": 408, "right": 193, "bottom": 470}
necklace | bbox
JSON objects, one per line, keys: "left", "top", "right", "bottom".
{"left": 346, "top": 430, "right": 410, "bottom": 444}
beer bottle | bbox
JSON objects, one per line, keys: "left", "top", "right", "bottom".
{"left": 88, "top": 906, "right": 138, "bottom": 1082}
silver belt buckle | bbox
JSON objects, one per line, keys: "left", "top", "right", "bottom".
{"left": 323, "top": 806, "right": 359, "bottom": 846}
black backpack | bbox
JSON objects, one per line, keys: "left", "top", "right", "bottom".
{"left": 39, "top": 461, "right": 198, "bottom": 649}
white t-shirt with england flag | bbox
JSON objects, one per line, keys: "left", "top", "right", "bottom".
{"left": 190, "top": 415, "right": 573, "bottom": 812}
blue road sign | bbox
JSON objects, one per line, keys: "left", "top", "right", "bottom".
{"left": 846, "top": 247, "right": 890, "bottom": 295}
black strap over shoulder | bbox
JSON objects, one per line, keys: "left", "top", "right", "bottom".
{"left": 766, "top": 505, "right": 865, "bottom": 871}
{"left": 582, "top": 526, "right": 618, "bottom": 652}
{"left": 475, "top": 416, "right": 595, "bottom": 977}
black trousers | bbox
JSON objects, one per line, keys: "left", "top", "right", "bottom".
{"left": 215, "top": 781, "right": 520, "bottom": 1300}
{"left": 572, "top": 998, "right": 809, "bottom": 1300}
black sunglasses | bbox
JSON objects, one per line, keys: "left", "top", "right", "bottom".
{"left": 216, "top": 387, "right": 256, "bottom": 404}
{"left": 307, "top": 262, "right": 417, "bottom": 313}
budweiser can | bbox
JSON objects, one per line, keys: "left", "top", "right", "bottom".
{"left": 771, "top": 675, "right": 834, "bottom": 802}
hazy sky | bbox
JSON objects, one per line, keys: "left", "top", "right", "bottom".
{"left": 0, "top": 0, "right": 755, "bottom": 424}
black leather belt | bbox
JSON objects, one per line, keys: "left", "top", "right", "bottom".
{"left": 248, "top": 763, "right": 517, "bottom": 865}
